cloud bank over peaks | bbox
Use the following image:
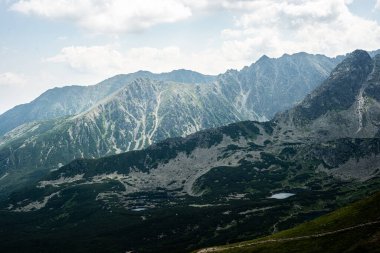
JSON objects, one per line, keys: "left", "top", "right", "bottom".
{"left": 8, "top": 0, "right": 380, "bottom": 85}
{"left": 220, "top": 0, "right": 380, "bottom": 60}
{"left": 45, "top": 44, "right": 245, "bottom": 76}
{"left": 46, "top": 45, "right": 185, "bottom": 75}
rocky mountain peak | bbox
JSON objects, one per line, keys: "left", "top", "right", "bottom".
{"left": 329, "top": 49, "right": 372, "bottom": 79}
{"left": 284, "top": 50, "right": 372, "bottom": 123}
{"left": 274, "top": 50, "right": 380, "bottom": 141}
{"left": 346, "top": 49, "right": 371, "bottom": 62}
{"left": 256, "top": 54, "right": 270, "bottom": 63}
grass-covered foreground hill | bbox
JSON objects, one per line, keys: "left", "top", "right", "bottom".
{"left": 195, "top": 191, "right": 380, "bottom": 253}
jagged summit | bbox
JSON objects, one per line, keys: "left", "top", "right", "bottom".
{"left": 255, "top": 54, "right": 270, "bottom": 63}
{"left": 343, "top": 49, "right": 371, "bottom": 59}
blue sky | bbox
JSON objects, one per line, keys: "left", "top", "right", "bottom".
{"left": 1, "top": 0, "right": 380, "bottom": 113}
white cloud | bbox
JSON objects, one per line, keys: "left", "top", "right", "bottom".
{"left": 125, "top": 47, "right": 182, "bottom": 71}
{"left": 46, "top": 45, "right": 125, "bottom": 74}
{"left": 0, "top": 72, "right": 26, "bottom": 87}
{"left": 7, "top": 0, "right": 380, "bottom": 82}
{"left": 218, "top": 0, "right": 380, "bottom": 61}
{"left": 46, "top": 45, "right": 187, "bottom": 75}
{"left": 11, "top": 0, "right": 380, "bottom": 62}
{"left": 46, "top": 44, "right": 242, "bottom": 76}
{"left": 9, "top": 0, "right": 302, "bottom": 33}
{"left": 10, "top": 0, "right": 193, "bottom": 33}
{"left": 376, "top": 0, "right": 380, "bottom": 10}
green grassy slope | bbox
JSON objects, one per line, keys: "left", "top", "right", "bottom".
{"left": 195, "top": 192, "right": 380, "bottom": 253}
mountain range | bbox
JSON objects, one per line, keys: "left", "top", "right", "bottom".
{"left": 0, "top": 50, "right": 379, "bottom": 252}
{"left": 0, "top": 52, "right": 342, "bottom": 196}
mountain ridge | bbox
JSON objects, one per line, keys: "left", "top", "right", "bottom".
{"left": 0, "top": 51, "right": 343, "bottom": 196}
{"left": 0, "top": 69, "right": 216, "bottom": 136}
{"left": 0, "top": 52, "right": 340, "bottom": 137}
